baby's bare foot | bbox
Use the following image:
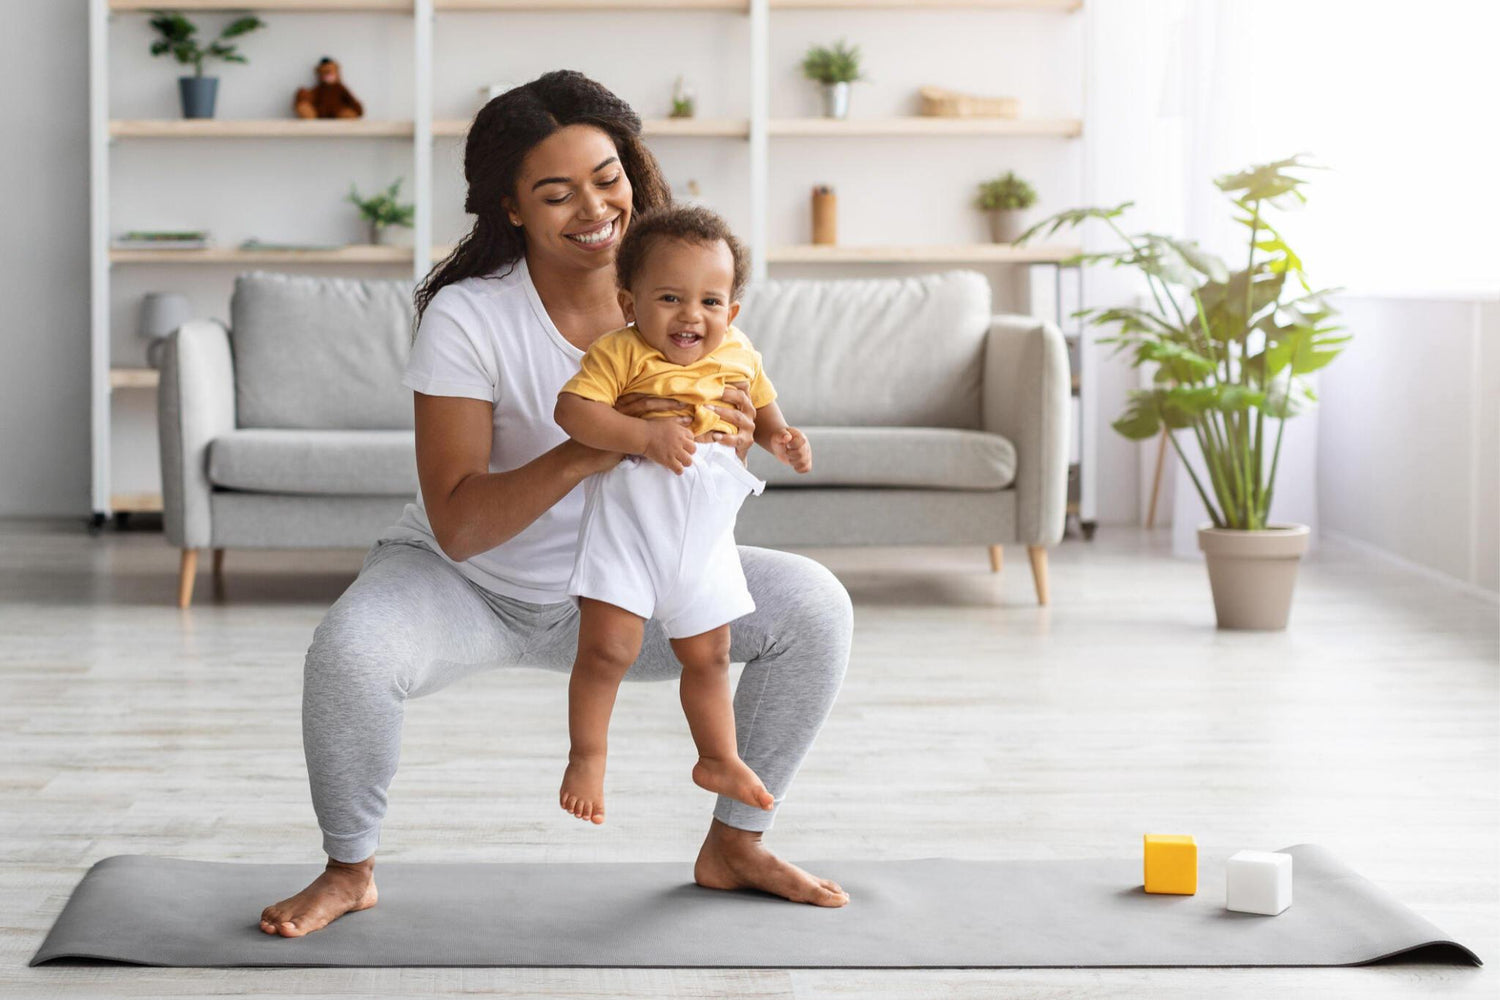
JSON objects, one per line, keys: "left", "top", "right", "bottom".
{"left": 259, "top": 859, "right": 377, "bottom": 938}
{"left": 692, "top": 755, "right": 775, "bottom": 811}
{"left": 560, "top": 753, "right": 607, "bottom": 824}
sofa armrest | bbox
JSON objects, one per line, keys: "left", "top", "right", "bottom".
{"left": 157, "top": 320, "right": 235, "bottom": 548}
{"left": 981, "top": 314, "right": 1071, "bottom": 546}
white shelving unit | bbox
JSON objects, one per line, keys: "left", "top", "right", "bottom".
{"left": 89, "top": 0, "right": 1087, "bottom": 527}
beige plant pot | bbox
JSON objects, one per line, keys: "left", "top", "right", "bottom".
{"left": 988, "top": 208, "right": 1025, "bottom": 244}
{"left": 1197, "top": 524, "right": 1310, "bottom": 630}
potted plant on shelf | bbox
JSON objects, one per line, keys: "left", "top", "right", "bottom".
{"left": 670, "top": 75, "right": 696, "bottom": 119}
{"left": 802, "top": 40, "right": 864, "bottom": 120}
{"left": 975, "top": 171, "right": 1037, "bottom": 243}
{"left": 148, "top": 11, "right": 265, "bottom": 120}
{"left": 1018, "top": 155, "right": 1348, "bottom": 630}
{"left": 347, "top": 179, "right": 416, "bottom": 246}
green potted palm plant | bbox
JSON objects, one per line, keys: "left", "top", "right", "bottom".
{"left": 802, "top": 40, "right": 864, "bottom": 119}
{"left": 347, "top": 179, "right": 416, "bottom": 245}
{"left": 148, "top": 11, "right": 265, "bottom": 119}
{"left": 975, "top": 171, "right": 1037, "bottom": 243}
{"left": 1018, "top": 155, "right": 1348, "bottom": 629}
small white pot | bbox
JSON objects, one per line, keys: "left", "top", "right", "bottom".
{"left": 822, "top": 81, "right": 850, "bottom": 119}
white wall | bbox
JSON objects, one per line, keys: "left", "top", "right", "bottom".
{"left": 1319, "top": 294, "right": 1499, "bottom": 593}
{"left": 0, "top": 1, "right": 91, "bottom": 516}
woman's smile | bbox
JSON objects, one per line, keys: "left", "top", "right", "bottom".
{"left": 564, "top": 215, "right": 620, "bottom": 251}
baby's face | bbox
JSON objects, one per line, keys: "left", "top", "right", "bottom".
{"left": 621, "top": 238, "right": 739, "bottom": 365}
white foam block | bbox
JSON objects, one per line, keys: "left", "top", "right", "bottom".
{"left": 1225, "top": 849, "right": 1293, "bottom": 915}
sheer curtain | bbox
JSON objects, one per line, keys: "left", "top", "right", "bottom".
{"left": 1133, "top": 0, "right": 1498, "bottom": 553}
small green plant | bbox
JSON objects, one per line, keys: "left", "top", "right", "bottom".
{"left": 347, "top": 179, "right": 416, "bottom": 241}
{"left": 148, "top": 11, "right": 265, "bottom": 77}
{"left": 802, "top": 40, "right": 864, "bottom": 85}
{"left": 975, "top": 171, "right": 1037, "bottom": 212}
{"left": 670, "top": 76, "right": 696, "bottom": 118}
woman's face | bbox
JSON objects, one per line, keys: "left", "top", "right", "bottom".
{"left": 504, "top": 124, "right": 633, "bottom": 273}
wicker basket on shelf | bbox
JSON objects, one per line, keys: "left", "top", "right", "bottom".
{"left": 919, "top": 86, "right": 1020, "bottom": 119}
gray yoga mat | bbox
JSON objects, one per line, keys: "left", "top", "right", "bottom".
{"left": 30, "top": 843, "right": 1480, "bottom": 968}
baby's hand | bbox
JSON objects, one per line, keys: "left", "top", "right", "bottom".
{"left": 771, "top": 427, "right": 812, "bottom": 474}
{"left": 642, "top": 418, "right": 696, "bottom": 474}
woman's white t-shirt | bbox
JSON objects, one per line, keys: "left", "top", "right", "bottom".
{"left": 378, "top": 256, "right": 589, "bottom": 604}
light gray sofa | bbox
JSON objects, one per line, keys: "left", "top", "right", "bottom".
{"left": 159, "top": 269, "right": 1070, "bottom": 608}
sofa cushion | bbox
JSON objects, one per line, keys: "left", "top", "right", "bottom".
{"left": 231, "top": 271, "right": 415, "bottom": 431}
{"left": 737, "top": 270, "right": 992, "bottom": 429}
{"left": 745, "top": 426, "right": 1015, "bottom": 490}
{"left": 208, "top": 429, "right": 418, "bottom": 496}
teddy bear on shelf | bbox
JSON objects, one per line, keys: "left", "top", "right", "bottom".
{"left": 294, "top": 57, "right": 363, "bottom": 119}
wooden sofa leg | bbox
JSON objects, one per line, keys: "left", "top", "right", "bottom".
{"left": 212, "top": 547, "right": 225, "bottom": 581}
{"left": 988, "top": 545, "right": 1003, "bottom": 574}
{"left": 178, "top": 549, "right": 198, "bottom": 609}
{"left": 1027, "top": 545, "right": 1049, "bottom": 606}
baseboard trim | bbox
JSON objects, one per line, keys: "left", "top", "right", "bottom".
{"left": 1322, "top": 528, "right": 1498, "bottom": 603}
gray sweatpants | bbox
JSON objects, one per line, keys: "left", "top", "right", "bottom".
{"left": 303, "top": 537, "right": 854, "bottom": 863}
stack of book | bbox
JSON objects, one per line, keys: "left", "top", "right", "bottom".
{"left": 111, "top": 230, "right": 210, "bottom": 251}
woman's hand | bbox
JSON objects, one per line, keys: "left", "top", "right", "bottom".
{"left": 706, "top": 382, "right": 756, "bottom": 463}
{"left": 615, "top": 393, "right": 694, "bottom": 425}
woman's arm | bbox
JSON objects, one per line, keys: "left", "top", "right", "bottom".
{"left": 415, "top": 392, "right": 615, "bottom": 563}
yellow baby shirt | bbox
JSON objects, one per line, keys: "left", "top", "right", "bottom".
{"left": 560, "top": 324, "right": 777, "bottom": 436}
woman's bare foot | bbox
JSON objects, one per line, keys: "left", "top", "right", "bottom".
{"left": 259, "top": 858, "right": 377, "bottom": 938}
{"left": 692, "top": 755, "right": 774, "bottom": 811}
{"left": 560, "top": 752, "right": 607, "bottom": 824}
{"left": 693, "top": 817, "right": 849, "bottom": 907}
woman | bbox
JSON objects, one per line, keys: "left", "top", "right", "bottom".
{"left": 258, "top": 71, "right": 853, "bottom": 938}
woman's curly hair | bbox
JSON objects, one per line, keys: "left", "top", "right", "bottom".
{"left": 614, "top": 204, "right": 750, "bottom": 301}
{"left": 413, "top": 70, "right": 672, "bottom": 332}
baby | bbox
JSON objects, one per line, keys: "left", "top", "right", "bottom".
{"left": 553, "top": 205, "right": 812, "bottom": 824}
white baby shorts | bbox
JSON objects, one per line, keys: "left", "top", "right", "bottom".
{"left": 567, "top": 442, "right": 766, "bottom": 638}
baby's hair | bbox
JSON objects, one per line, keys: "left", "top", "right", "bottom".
{"left": 615, "top": 204, "right": 750, "bottom": 301}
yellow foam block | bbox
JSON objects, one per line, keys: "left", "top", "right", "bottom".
{"left": 1143, "top": 834, "right": 1197, "bottom": 894}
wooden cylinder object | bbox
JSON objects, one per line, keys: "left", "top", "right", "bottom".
{"left": 811, "top": 185, "right": 837, "bottom": 245}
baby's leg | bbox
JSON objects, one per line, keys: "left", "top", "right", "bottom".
{"left": 673, "top": 625, "right": 774, "bottom": 812}
{"left": 561, "top": 597, "right": 645, "bottom": 824}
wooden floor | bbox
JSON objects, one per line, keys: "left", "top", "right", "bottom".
{"left": 1, "top": 519, "right": 1495, "bottom": 998}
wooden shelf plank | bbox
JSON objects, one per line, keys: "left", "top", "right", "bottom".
{"left": 110, "top": 492, "right": 163, "bottom": 513}
{"left": 110, "top": 246, "right": 413, "bottom": 264}
{"left": 643, "top": 117, "right": 751, "bottom": 138}
{"left": 433, "top": 117, "right": 748, "bottom": 137}
{"left": 437, "top": 1, "right": 746, "bottom": 10}
{"left": 772, "top": 0, "right": 1080, "bottom": 9}
{"left": 111, "top": 119, "right": 415, "bottom": 138}
{"left": 434, "top": 0, "right": 1079, "bottom": 7}
{"left": 110, "top": 0, "right": 413, "bottom": 11}
{"left": 771, "top": 117, "right": 1080, "bottom": 137}
{"left": 110, "top": 368, "right": 160, "bottom": 389}
{"left": 113, "top": 117, "right": 1072, "bottom": 140}
{"left": 767, "top": 243, "right": 1078, "bottom": 264}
